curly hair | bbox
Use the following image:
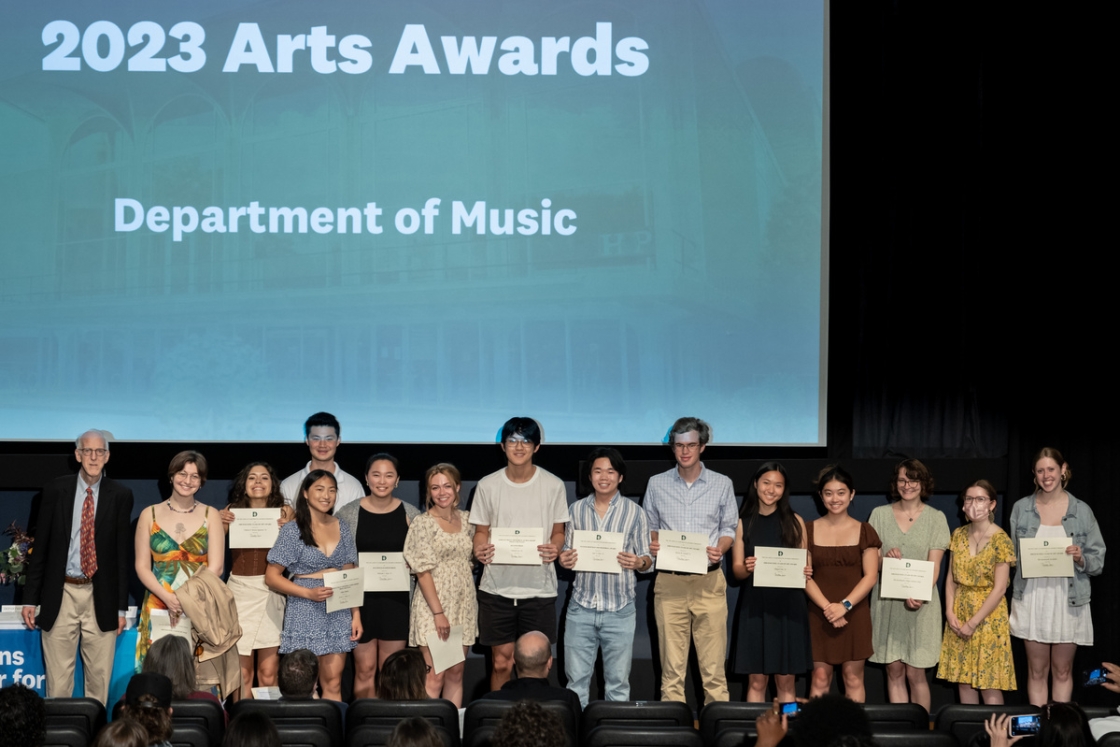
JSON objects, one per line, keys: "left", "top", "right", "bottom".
{"left": 0, "top": 684, "right": 46, "bottom": 747}
{"left": 492, "top": 701, "right": 566, "bottom": 747}
{"left": 889, "top": 458, "right": 935, "bottom": 501}
{"left": 227, "top": 462, "right": 285, "bottom": 510}
{"left": 120, "top": 696, "right": 173, "bottom": 745}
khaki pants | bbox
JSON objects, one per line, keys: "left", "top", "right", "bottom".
{"left": 41, "top": 583, "right": 116, "bottom": 704}
{"left": 653, "top": 568, "right": 729, "bottom": 705}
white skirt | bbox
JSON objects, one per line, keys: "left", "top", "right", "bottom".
{"left": 1009, "top": 526, "right": 1093, "bottom": 646}
{"left": 227, "top": 574, "right": 286, "bottom": 655}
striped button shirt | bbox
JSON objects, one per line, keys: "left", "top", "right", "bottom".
{"left": 563, "top": 492, "right": 651, "bottom": 612}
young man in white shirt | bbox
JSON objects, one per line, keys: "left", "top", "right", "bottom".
{"left": 471, "top": 417, "right": 570, "bottom": 690}
{"left": 279, "top": 412, "right": 365, "bottom": 511}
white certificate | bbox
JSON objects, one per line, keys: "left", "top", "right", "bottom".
{"left": 359, "top": 552, "right": 410, "bottom": 592}
{"left": 753, "top": 546, "right": 808, "bottom": 589}
{"left": 228, "top": 508, "right": 282, "bottom": 549}
{"left": 1019, "top": 537, "right": 1074, "bottom": 578}
{"left": 426, "top": 625, "right": 466, "bottom": 674}
{"left": 879, "top": 557, "right": 935, "bottom": 601}
{"left": 657, "top": 531, "right": 710, "bottom": 574}
{"left": 572, "top": 530, "right": 625, "bottom": 574}
{"left": 322, "top": 568, "right": 365, "bottom": 613}
{"left": 491, "top": 527, "right": 544, "bottom": 565}
{"left": 251, "top": 686, "right": 281, "bottom": 700}
{"left": 149, "top": 609, "right": 192, "bottom": 643}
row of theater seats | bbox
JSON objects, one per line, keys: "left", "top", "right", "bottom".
{"left": 40, "top": 697, "right": 1120, "bottom": 747}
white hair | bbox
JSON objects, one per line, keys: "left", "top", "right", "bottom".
{"left": 75, "top": 429, "right": 111, "bottom": 450}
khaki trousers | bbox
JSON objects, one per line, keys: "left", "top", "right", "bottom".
{"left": 41, "top": 583, "right": 116, "bottom": 704}
{"left": 653, "top": 568, "right": 729, "bottom": 704}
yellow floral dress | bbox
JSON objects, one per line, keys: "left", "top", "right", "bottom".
{"left": 936, "top": 526, "right": 1017, "bottom": 690}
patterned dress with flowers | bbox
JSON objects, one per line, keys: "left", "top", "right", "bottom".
{"left": 936, "top": 526, "right": 1017, "bottom": 690}
{"left": 136, "top": 506, "right": 209, "bottom": 670}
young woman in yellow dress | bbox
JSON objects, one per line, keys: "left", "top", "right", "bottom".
{"left": 936, "top": 479, "right": 1016, "bottom": 703}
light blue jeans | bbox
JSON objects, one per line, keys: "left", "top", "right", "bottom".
{"left": 563, "top": 600, "right": 637, "bottom": 707}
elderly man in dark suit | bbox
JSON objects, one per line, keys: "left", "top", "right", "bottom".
{"left": 22, "top": 429, "right": 133, "bottom": 704}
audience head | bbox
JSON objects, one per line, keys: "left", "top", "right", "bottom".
{"left": 92, "top": 719, "right": 149, "bottom": 747}
{"left": 791, "top": 694, "right": 871, "bottom": 747}
{"left": 492, "top": 701, "right": 566, "bottom": 747}
{"left": 500, "top": 417, "right": 543, "bottom": 447}
{"left": 223, "top": 711, "right": 282, "bottom": 747}
{"left": 890, "top": 457, "right": 935, "bottom": 500}
{"left": 0, "top": 683, "right": 46, "bottom": 747}
{"left": 278, "top": 649, "right": 319, "bottom": 699}
{"left": 513, "top": 631, "right": 552, "bottom": 678}
{"left": 122, "top": 673, "right": 174, "bottom": 745}
{"left": 425, "top": 463, "right": 462, "bottom": 510}
{"left": 1040, "top": 702, "right": 1095, "bottom": 747}
{"left": 388, "top": 717, "right": 444, "bottom": 747}
{"left": 228, "top": 461, "right": 284, "bottom": 510}
{"left": 142, "top": 634, "right": 197, "bottom": 699}
{"left": 377, "top": 648, "right": 429, "bottom": 701}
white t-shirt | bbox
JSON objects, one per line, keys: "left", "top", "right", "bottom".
{"left": 470, "top": 466, "right": 570, "bottom": 599}
{"left": 280, "top": 462, "right": 366, "bottom": 512}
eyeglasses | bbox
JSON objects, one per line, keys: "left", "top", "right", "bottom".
{"left": 673, "top": 442, "right": 702, "bottom": 452}
{"left": 896, "top": 478, "right": 920, "bottom": 487}
{"left": 77, "top": 448, "right": 108, "bottom": 458}
{"left": 963, "top": 496, "right": 992, "bottom": 505}
{"left": 175, "top": 471, "right": 202, "bottom": 484}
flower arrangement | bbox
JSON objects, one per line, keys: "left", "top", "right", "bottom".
{"left": 0, "top": 522, "right": 33, "bottom": 586}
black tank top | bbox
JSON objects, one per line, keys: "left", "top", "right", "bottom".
{"left": 355, "top": 501, "right": 409, "bottom": 553}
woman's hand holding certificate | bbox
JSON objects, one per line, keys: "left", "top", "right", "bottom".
{"left": 1019, "top": 537, "right": 1075, "bottom": 578}
{"left": 322, "top": 568, "right": 365, "bottom": 613}
{"left": 228, "top": 508, "right": 282, "bottom": 548}
{"left": 752, "top": 547, "right": 808, "bottom": 588}
{"left": 879, "top": 557, "right": 934, "bottom": 601}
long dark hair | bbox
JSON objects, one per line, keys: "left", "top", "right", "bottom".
{"left": 294, "top": 470, "right": 337, "bottom": 547}
{"left": 227, "top": 462, "right": 285, "bottom": 510}
{"left": 740, "top": 462, "right": 802, "bottom": 549}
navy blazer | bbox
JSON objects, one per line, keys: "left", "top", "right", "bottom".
{"left": 24, "top": 474, "right": 134, "bottom": 632}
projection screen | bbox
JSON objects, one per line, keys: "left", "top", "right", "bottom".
{"left": 0, "top": 1, "right": 827, "bottom": 444}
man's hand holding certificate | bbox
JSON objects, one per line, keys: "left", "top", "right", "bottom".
{"left": 1019, "top": 537, "right": 1075, "bottom": 578}
{"left": 657, "top": 531, "right": 710, "bottom": 574}
{"left": 359, "top": 552, "right": 410, "bottom": 591}
{"left": 571, "top": 530, "right": 625, "bottom": 574}
{"left": 322, "top": 568, "right": 365, "bottom": 613}
{"left": 879, "top": 557, "right": 935, "bottom": 601}
{"left": 228, "top": 508, "right": 282, "bottom": 549}
{"left": 491, "top": 527, "right": 545, "bottom": 565}
{"left": 753, "top": 546, "right": 808, "bottom": 589}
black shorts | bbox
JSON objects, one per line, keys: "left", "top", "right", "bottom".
{"left": 477, "top": 590, "right": 557, "bottom": 646}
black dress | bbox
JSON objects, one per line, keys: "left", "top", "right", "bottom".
{"left": 731, "top": 511, "right": 813, "bottom": 675}
{"left": 355, "top": 503, "right": 411, "bottom": 642}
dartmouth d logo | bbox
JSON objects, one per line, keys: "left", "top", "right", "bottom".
{"left": 905, "top": 562, "right": 911, "bottom": 568}
{"left": 596, "top": 534, "right": 602, "bottom": 540}
{"left": 680, "top": 535, "right": 687, "bottom": 541}
{"left": 252, "top": 511, "right": 259, "bottom": 517}
{"left": 381, "top": 555, "right": 388, "bottom": 561}
{"left": 777, "top": 550, "right": 784, "bottom": 557}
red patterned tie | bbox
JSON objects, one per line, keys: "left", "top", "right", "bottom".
{"left": 80, "top": 487, "right": 98, "bottom": 578}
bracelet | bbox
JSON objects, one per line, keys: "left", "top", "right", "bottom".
{"left": 433, "top": 610, "right": 445, "bottom": 616}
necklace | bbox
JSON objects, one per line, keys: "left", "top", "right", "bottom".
{"left": 167, "top": 499, "right": 198, "bottom": 514}
{"left": 899, "top": 502, "right": 923, "bottom": 522}
{"left": 969, "top": 525, "right": 992, "bottom": 555}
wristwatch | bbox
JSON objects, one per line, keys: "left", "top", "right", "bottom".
{"left": 841, "top": 599, "right": 853, "bottom": 611}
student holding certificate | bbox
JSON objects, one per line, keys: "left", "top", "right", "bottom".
{"left": 1008, "top": 447, "right": 1106, "bottom": 705}
{"left": 804, "top": 466, "right": 881, "bottom": 702}
{"left": 221, "top": 462, "right": 293, "bottom": 701}
{"left": 868, "top": 459, "right": 950, "bottom": 713}
{"left": 336, "top": 453, "right": 421, "bottom": 699}
{"left": 558, "top": 448, "right": 652, "bottom": 707}
{"left": 266, "top": 470, "right": 361, "bottom": 701}
{"left": 404, "top": 463, "right": 478, "bottom": 705}
{"left": 936, "top": 479, "right": 1017, "bottom": 703}
{"left": 729, "top": 462, "right": 812, "bottom": 703}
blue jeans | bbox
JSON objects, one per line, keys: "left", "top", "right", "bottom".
{"left": 563, "top": 600, "right": 636, "bottom": 707}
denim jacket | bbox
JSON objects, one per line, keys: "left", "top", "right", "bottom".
{"left": 1009, "top": 492, "right": 1106, "bottom": 606}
